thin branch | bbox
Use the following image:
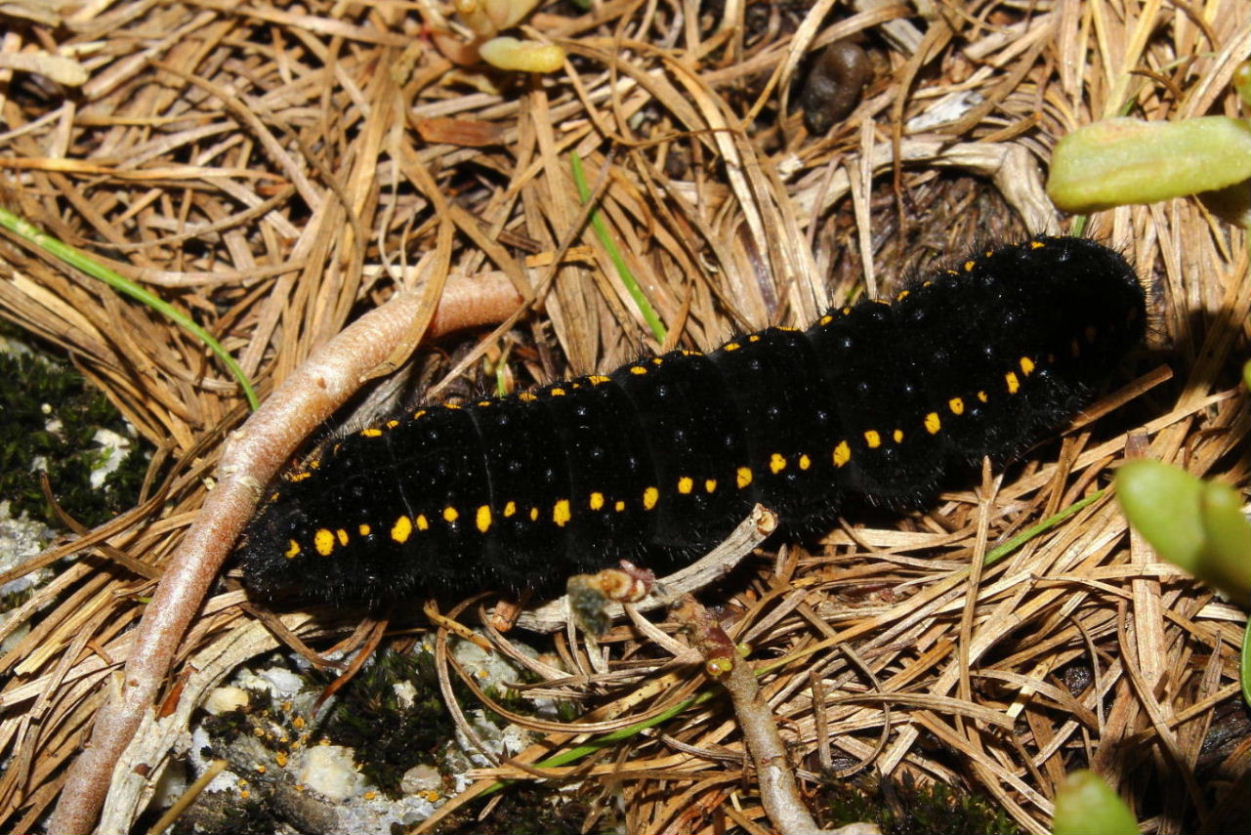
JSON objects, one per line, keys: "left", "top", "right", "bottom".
{"left": 48, "top": 271, "right": 523, "bottom": 834}
{"left": 671, "top": 596, "right": 877, "bottom": 835}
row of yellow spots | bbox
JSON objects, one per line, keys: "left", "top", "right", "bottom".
{"left": 808, "top": 242, "right": 1048, "bottom": 333}
{"left": 287, "top": 464, "right": 753, "bottom": 559}
{"left": 947, "top": 240, "right": 1047, "bottom": 277}
{"left": 283, "top": 330, "right": 1044, "bottom": 561}
{"left": 349, "top": 374, "right": 627, "bottom": 435}
{"left": 761, "top": 352, "right": 1041, "bottom": 474}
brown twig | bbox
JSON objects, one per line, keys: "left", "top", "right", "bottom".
{"left": 48, "top": 273, "right": 523, "bottom": 834}
{"left": 671, "top": 595, "right": 873, "bottom": 835}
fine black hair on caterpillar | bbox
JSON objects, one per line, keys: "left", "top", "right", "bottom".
{"left": 238, "top": 235, "right": 1146, "bottom": 606}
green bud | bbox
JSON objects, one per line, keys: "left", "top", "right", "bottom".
{"left": 1053, "top": 770, "right": 1138, "bottom": 835}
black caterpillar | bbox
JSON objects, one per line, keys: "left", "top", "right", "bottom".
{"left": 240, "top": 236, "right": 1146, "bottom": 605}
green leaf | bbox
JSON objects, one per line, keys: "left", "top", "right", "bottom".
{"left": 1241, "top": 616, "right": 1251, "bottom": 707}
{"left": 1053, "top": 770, "right": 1138, "bottom": 835}
{"left": 1236, "top": 61, "right": 1251, "bottom": 110}
{"left": 1048, "top": 116, "right": 1251, "bottom": 213}
{"left": 1197, "top": 479, "right": 1251, "bottom": 601}
{"left": 1115, "top": 460, "right": 1205, "bottom": 572}
{"left": 1116, "top": 460, "right": 1251, "bottom": 603}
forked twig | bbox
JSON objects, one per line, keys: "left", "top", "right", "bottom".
{"left": 49, "top": 274, "right": 523, "bottom": 834}
{"left": 671, "top": 596, "right": 880, "bottom": 835}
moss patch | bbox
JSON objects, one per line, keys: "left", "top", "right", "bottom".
{"left": 0, "top": 348, "right": 147, "bottom": 528}
{"left": 814, "top": 772, "right": 1022, "bottom": 834}
{"left": 439, "top": 783, "right": 600, "bottom": 835}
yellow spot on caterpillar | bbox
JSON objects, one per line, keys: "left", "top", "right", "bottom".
{"left": 503, "top": 501, "right": 516, "bottom": 517}
{"left": 414, "top": 409, "right": 428, "bottom": 419}
{"left": 386, "top": 420, "right": 400, "bottom": 428}
{"left": 1005, "top": 371, "right": 1020, "bottom": 394}
{"left": 519, "top": 392, "right": 537, "bottom": 401}
{"left": 799, "top": 454, "right": 811, "bottom": 470}
{"left": 443, "top": 506, "right": 459, "bottom": 523}
{"left": 892, "top": 429, "right": 904, "bottom": 443}
{"left": 362, "top": 427, "right": 382, "bottom": 437}
{"left": 652, "top": 357, "right": 663, "bottom": 365}
{"left": 529, "top": 507, "right": 539, "bottom": 521}
{"left": 290, "top": 472, "right": 311, "bottom": 483}
{"left": 820, "top": 314, "right": 834, "bottom": 325}
{"left": 949, "top": 397, "right": 965, "bottom": 415}
{"left": 476, "top": 505, "right": 492, "bottom": 533}
{"left": 924, "top": 412, "right": 941, "bottom": 434}
{"left": 1030, "top": 239, "right": 1045, "bottom": 249}
{"left": 737, "top": 467, "right": 753, "bottom": 488}
{"left": 643, "top": 487, "right": 659, "bottom": 510}
{"left": 780, "top": 326, "right": 799, "bottom": 331}
{"left": 630, "top": 365, "right": 648, "bottom": 375}
{"left": 896, "top": 290, "right": 910, "bottom": 301}
{"left": 285, "top": 540, "right": 301, "bottom": 559}
{"left": 748, "top": 334, "right": 761, "bottom": 343}
{"left": 478, "top": 401, "right": 492, "bottom": 407}
{"left": 589, "top": 492, "right": 605, "bottom": 510}
{"left": 550, "top": 387, "right": 567, "bottom": 396}
{"left": 724, "top": 342, "right": 742, "bottom": 352}
{"left": 977, "top": 390, "right": 989, "bottom": 403}
{"left": 416, "top": 514, "right": 429, "bottom": 531}
{"left": 614, "top": 500, "right": 625, "bottom": 511}
{"left": 391, "top": 517, "right": 412, "bottom": 543}
{"left": 445, "top": 403, "right": 461, "bottom": 410}
{"left": 314, "top": 530, "right": 335, "bottom": 555}
{"left": 1020, "top": 356, "right": 1036, "bottom": 375}
{"left": 553, "top": 499, "right": 571, "bottom": 526}
{"left": 358, "top": 524, "right": 371, "bottom": 537}
{"left": 769, "top": 453, "right": 786, "bottom": 474}
{"left": 842, "top": 306, "right": 852, "bottom": 315}
{"left": 336, "top": 529, "right": 349, "bottom": 546}
{"left": 590, "top": 375, "right": 611, "bottom": 384}
{"left": 678, "top": 476, "right": 694, "bottom": 494}
{"left": 833, "top": 441, "right": 851, "bottom": 467}
{"left": 864, "top": 430, "right": 882, "bottom": 448}
{"left": 705, "top": 478, "right": 717, "bottom": 492}
{"left": 964, "top": 260, "right": 976, "bottom": 271}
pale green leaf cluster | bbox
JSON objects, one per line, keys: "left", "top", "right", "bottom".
{"left": 1047, "top": 60, "right": 1251, "bottom": 223}
{"left": 1052, "top": 770, "right": 1139, "bottom": 835}
{"left": 1116, "top": 460, "right": 1251, "bottom": 603}
{"left": 1048, "top": 116, "right": 1251, "bottom": 214}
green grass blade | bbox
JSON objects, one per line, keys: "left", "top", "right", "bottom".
{"left": 477, "top": 690, "right": 714, "bottom": 798}
{"left": 569, "top": 152, "right": 667, "bottom": 343}
{"left": 0, "top": 207, "right": 259, "bottom": 409}
{"left": 983, "top": 489, "right": 1107, "bottom": 567}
